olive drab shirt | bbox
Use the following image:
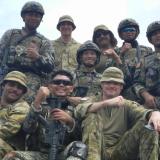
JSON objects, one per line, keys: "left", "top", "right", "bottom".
{"left": 75, "top": 94, "right": 150, "bottom": 148}
{"left": 0, "top": 28, "right": 55, "bottom": 103}
{"left": 74, "top": 65, "right": 101, "bottom": 97}
{"left": 52, "top": 37, "right": 81, "bottom": 72}
{"left": 0, "top": 98, "right": 30, "bottom": 149}
{"left": 134, "top": 52, "right": 160, "bottom": 100}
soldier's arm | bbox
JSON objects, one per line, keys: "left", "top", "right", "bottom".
{"left": 33, "top": 39, "right": 55, "bottom": 73}
{"left": 125, "top": 99, "right": 152, "bottom": 126}
{"left": 0, "top": 102, "right": 30, "bottom": 139}
{"left": 0, "top": 29, "right": 13, "bottom": 65}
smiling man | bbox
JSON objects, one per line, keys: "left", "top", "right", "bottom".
{"left": 74, "top": 40, "right": 102, "bottom": 97}
{"left": 117, "top": 18, "right": 152, "bottom": 101}
{"left": 3, "top": 70, "right": 87, "bottom": 160}
{"left": 75, "top": 67, "right": 160, "bottom": 160}
{"left": 52, "top": 15, "right": 81, "bottom": 72}
{"left": 0, "top": 71, "right": 30, "bottom": 159}
{"left": 0, "top": 1, "right": 55, "bottom": 104}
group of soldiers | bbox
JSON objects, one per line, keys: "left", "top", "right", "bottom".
{"left": 0, "top": 1, "right": 160, "bottom": 160}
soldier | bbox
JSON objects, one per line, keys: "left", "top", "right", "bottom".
{"left": 75, "top": 67, "right": 160, "bottom": 160}
{"left": 74, "top": 40, "right": 102, "bottom": 97}
{"left": 0, "top": 71, "right": 30, "bottom": 159}
{"left": 0, "top": 1, "right": 55, "bottom": 104}
{"left": 117, "top": 18, "right": 152, "bottom": 101}
{"left": 134, "top": 21, "right": 160, "bottom": 109}
{"left": 3, "top": 70, "right": 87, "bottom": 160}
{"left": 52, "top": 15, "right": 81, "bottom": 72}
{"left": 92, "top": 24, "right": 121, "bottom": 73}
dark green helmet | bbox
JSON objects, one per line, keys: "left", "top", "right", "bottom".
{"left": 146, "top": 21, "right": 160, "bottom": 42}
{"left": 118, "top": 18, "right": 140, "bottom": 39}
{"left": 76, "top": 40, "right": 101, "bottom": 65}
{"left": 21, "top": 1, "right": 44, "bottom": 17}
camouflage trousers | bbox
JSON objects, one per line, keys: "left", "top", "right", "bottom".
{"left": 82, "top": 113, "right": 159, "bottom": 160}
{"left": 0, "top": 138, "right": 14, "bottom": 159}
{"left": 122, "top": 86, "right": 140, "bottom": 102}
{"left": 2, "top": 150, "right": 82, "bottom": 160}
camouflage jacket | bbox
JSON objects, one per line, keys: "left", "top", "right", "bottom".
{"left": 134, "top": 51, "right": 160, "bottom": 99}
{"left": 23, "top": 98, "right": 81, "bottom": 153}
{"left": 0, "top": 98, "right": 30, "bottom": 149}
{"left": 75, "top": 94, "right": 151, "bottom": 148}
{"left": 118, "top": 45, "right": 152, "bottom": 83}
{"left": 74, "top": 65, "right": 101, "bottom": 97}
{"left": 52, "top": 37, "right": 81, "bottom": 72}
{"left": 0, "top": 28, "right": 55, "bottom": 76}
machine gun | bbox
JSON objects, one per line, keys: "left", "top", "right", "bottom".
{"left": 38, "top": 96, "right": 70, "bottom": 160}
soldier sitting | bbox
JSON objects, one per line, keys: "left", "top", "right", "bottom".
{"left": 134, "top": 21, "right": 160, "bottom": 109}
{"left": 0, "top": 71, "right": 30, "bottom": 159}
{"left": 3, "top": 70, "right": 87, "bottom": 160}
{"left": 75, "top": 67, "right": 160, "bottom": 160}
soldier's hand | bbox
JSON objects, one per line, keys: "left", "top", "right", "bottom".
{"left": 142, "top": 92, "right": 156, "bottom": 109}
{"left": 148, "top": 111, "right": 160, "bottom": 132}
{"left": 120, "top": 43, "right": 132, "bottom": 54}
{"left": 26, "top": 42, "right": 40, "bottom": 60}
{"left": 105, "top": 96, "right": 124, "bottom": 108}
{"left": 34, "top": 86, "right": 50, "bottom": 109}
{"left": 50, "top": 108, "right": 74, "bottom": 127}
{"left": 103, "top": 49, "right": 122, "bottom": 64}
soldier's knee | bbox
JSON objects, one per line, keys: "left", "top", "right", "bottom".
{"left": 64, "top": 141, "right": 88, "bottom": 160}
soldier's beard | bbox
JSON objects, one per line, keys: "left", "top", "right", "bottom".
{"left": 83, "top": 63, "right": 95, "bottom": 68}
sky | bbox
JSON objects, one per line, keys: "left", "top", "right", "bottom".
{"left": 0, "top": 0, "right": 159, "bottom": 48}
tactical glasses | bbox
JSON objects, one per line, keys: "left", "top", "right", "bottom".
{"left": 121, "top": 27, "right": 136, "bottom": 32}
{"left": 95, "top": 31, "right": 110, "bottom": 38}
{"left": 51, "top": 80, "right": 73, "bottom": 86}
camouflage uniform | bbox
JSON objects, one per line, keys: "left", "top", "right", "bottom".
{"left": 134, "top": 21, "right": 160, "bottom": 107}
{"left": 117, "top": 18, "right": 152, "bottom": 101}
{"left": 0, "top": 2, "right": 55, "bottom": 104}
{"left": 74, "top": 41, "right": 102, "bottom": 97}
{"left": 75, "top": 67, "right": 159, "bottom": 160}
{"left": 92, "top": 25, "right": 118, "bottom": 73}
{"left": 52, "top": 15, "right": 81, "bottom": 72}
{"left": 3, "top": 97, "right": 81, "bottom": 160}
{"left": 0, "top": 71, "right": 30, "bottom": 159}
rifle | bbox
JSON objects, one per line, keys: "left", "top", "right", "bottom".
{"left": 74, "top": 86, "right": 88, "bottom": 97}
{"left": 41, "top": 97, "right": 70, "bottom": 160}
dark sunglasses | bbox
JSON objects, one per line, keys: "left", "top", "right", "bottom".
{"left": 95, "top": 31, "right": 109, "bottom": 38}
{"left": 51, "top": 80, "right": 73, "bottom": 86}
{"left": 121, "top": 27, "right": 136, "bottom": 33}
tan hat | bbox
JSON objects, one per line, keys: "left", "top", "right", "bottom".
{"left": 93, "top": 24, "right": 110, "bottom": 33}
{"left": 100, "top": 67, "right": 124, "bottom": 84}
{"left": 57, "top": 15, "right": 76, "bottom": 30}
{"left": 3, "top": 71, "right": 28, "bottom": 92}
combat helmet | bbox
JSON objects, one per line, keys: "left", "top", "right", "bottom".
{"left": 118, "top": 18, "right": 140, "bottom": 39}
{"left": 2, "top": 71, "right": 28, "bottom": 93}
{"left": 21, "top": 1, "right": 44, "bottom": 17}
{"left": 57, "top": 15, "right": 76, "bottom": 30}
{"left": 92, "top": 25, "right": 117, "bottom": 47}
{"left": 76, "top": 40, "right": 101, "bottom": 65}
{"left": 146, "top": 21, "right": 160, "bottom": 42}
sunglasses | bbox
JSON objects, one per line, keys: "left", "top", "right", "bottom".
{"left": 51, "top": 80, "right": 73, "bottom": 86}
{"left": 121, "top": 27, "right": 136, "bottom": 33}
{"left": 95, "top": 31, "right": 109, "bottom": 38}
